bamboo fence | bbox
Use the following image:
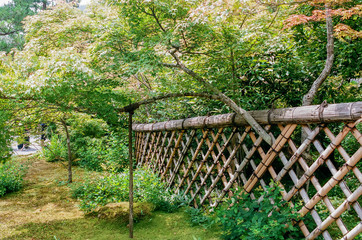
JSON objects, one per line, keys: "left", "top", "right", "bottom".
{"left": 133, "top": 102, "right": 362, "bottom": 240}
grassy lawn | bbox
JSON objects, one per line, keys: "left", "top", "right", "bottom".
{"left": 0, "top": 156, "right": 220, "bottom": 240}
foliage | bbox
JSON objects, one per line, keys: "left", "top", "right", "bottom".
{"left": 0, "top": 102, "right": 12, "bottom": 162}
{"left": 215, "top": 183, "right": 301, "bottom": 240}
{"left": 185, "top": 206, "right": 215, "bottom": 230}
{"left": 0, "top": 0, "right": 44, "bottom": 52}
{"left": 43, "top": 134, "right": 68, "bottom": 162}
{"left": 71, "top": 168, "right": 186, "bottom": 213}
{"left": 0, "top": 158, "right": 27, "bottom": 197}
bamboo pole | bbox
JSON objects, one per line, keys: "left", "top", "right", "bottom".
{"left": 284, "top": 122, "right": 356, "bottom": 201}
{"left": 162, "top": 130, "right": 185, "bottom": 180}
{"left": 133, "top": 102, "right": 362, "bottom": 132}
{"left": 249, "top": 129, "right": 316, "bottom": 238}
{"left": 244, "top": 124, "right": 297, "bottom": 193}
{"left": 306, "top": 185, "right": 362, "bottom": 239}
{"left": 153, "top": 132, "right": 168, "bottom": 172}
{"left": 185, "top": 128, "right": 223, "bottom": 195}
{"left": 285, "top": 131, "right": 349, "bottom": 236}
{"left": 128, "top": 111, "right": 134, "bottom": 239}
{"left": 177, "top": 130, "right": 209, "bottom": 193}
{"left": 340, "top": 223, "right": 362, "bottom": 240}
{"left": 299, "top": 147, "right": 362, "bottom": 217}
{"left": 168, "top": 130, "right": 196, "bottom": 188}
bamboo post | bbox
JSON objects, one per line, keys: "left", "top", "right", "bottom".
{"left": 128, "top": 111, "right": 134, "bottom": 239}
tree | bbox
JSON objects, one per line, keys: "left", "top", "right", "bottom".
{"left": 0, "top": 0, "right": 47, "bottom": 52}
{"left": 0, "top": 0, "right": 83, "bottom": 52}
{"left": 283, "top": 0, "right": 362, "bottom": 105}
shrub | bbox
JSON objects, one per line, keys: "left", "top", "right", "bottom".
{"left": 215, "top": 183, "right": 302, "bottom": 240}
{"left": 71, "top": 168, "right": 185, "bottom": 213}
{"left": 0, "top": 159, "right": 27, "bottom": 197}
{"left": 0, "top": 109, "right": 12, "bottom": 163}
{"left": 43, "top": 134, "right": 68, "bottom": 162}
{"left": 74, "top": 134, "right": 128, "bottom": 172}
{"left": 185, "top": 206, "right": 215, "bottom": 229}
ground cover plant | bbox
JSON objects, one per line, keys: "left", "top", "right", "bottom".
{"left": 0, "top": 157, "right": 28, "bottom": 197}
{"left": 71, "top": 167, "right": 186, "bottom": 213}
{"left": 215, "top": 184, "right": 302, "bottom": 240}
{"left": 0, "top": 155, "right": 221, "bottom": 240}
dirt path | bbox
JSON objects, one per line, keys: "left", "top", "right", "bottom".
{"left": 0, "top": 157, "right": 84, "bottom": 239}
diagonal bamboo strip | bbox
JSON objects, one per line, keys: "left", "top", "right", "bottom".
{"left": 200, "top": 129, "right": 248, "bottom": 205}
{"left": 190, "top": 128, "right": 238, "bottom": 203}
{"left": 303, "top": 125, "right": 362, "bottom": 220}
{"left": 340, "top": 222, "right": 362, "bottom": 240}
{"left": 212, "top": 126, "right": 262, "bottom": 207}
{"left": 324, "top": 127, "right": 362, "bottom": 184}
{"left": 281, "top": 126, "right": 349, "bottom": 236}
{"left": 137, "top": 132, "right": 143, "bottom": 162}
{"left": 205, "top": 129, "right": 239, "bottom": 188}
{"left": 149, "top": 132, "right": 162, "bottom": 167}
{"left": 284, "top": 122, "right": 356, "bottom": 201}
{"left": 177, "top": 130, "right": 209, "bottom": 193}
{"left": 153, "top": 132, "right": 168, "bottom": 172}
{"left": 299, "top": 146, "right": 362, "bottom": 217}
{"left": 168, "top": 130, "right": 196, "bottom": 188}
{"left": 139, "top": 132, "right": 150, "bottom": 166}
{"left": 306, "top": 185, "right": 362, "bottom": 240}
{"left": 208, "top": 136, "right": 231, "bottom": 190}
{"left": 249, "top": 129, "right": 321, "bottom": 239}
{"left": 218, "top": 131, "right": 240, "bottom": 181}
{"left": 276, "top": 125, "right": 322, "bottom": 181}
{"left": 351, "top": 126, "right": 362, "bottom": 145}
{"left": 159, "top": 131, "right": 176, "bottom": 173}
{"left": 244, "top": 124, "right": 297, "bottom": 193}
{"left": 144, "top": 132, "right": 157, "bottom": 166}
{"left": 184, "top": 128, "right": 223, "bottom": 195}
{"left": 136, "top": 132, "right": 144, "bottom": 164}
{"left": 162, "top": 130, "right": 185, "bottom": 180}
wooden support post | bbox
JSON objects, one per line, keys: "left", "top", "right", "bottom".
{"left": 128, "top": 111, "right": 134, "bottom": 239}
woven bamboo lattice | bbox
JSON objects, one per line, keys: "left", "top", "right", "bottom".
{"left": 133, "top": 102, "right": 362, "bottom": 240}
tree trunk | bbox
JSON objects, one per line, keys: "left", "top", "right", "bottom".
{"left": 301, "top": 5, "right": 334, "bottom": 170}
{"left": 302, "top": 5, "right": 334, "bottom": 106}
{"left": 61, "top": 118, "right": 72, "bottom": 183}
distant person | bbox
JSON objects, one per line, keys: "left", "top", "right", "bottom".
{"left": 40, "top": 123, "right": 47, "bottom": 148}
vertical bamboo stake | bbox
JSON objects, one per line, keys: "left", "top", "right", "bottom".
{"left": 128, "top": 111, "right": 134, "bottom": 239}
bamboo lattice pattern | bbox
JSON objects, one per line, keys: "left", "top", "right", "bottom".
{"left": 133, "top": 102, "right": 362, "bottom": 240}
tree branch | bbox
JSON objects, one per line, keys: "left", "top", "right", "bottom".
{"left": 302, "top": 5, "right": 334, "bottom": 106}
{"left": 117, "top": 92, "right": 221, "bottom": 113}
{"left": 0, "top": 30, "right": 18, "bottom": 36}
{"left": 164, "top": 51, "right": 273, "bottom": 145}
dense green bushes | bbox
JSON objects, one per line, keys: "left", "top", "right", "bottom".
{"left": 0, "top": 106, "right": 12, "bottom": 162}
{"left": 215, "top": 184, "right": 302, "bottom": 240}
{"left": 42, "top": 115, "right": 128, "bottom": 172}
{"left": 0, "top": 158, "right": 27, "bottom": 197}
{"left": 71, "top": 168, "right": 185, "bottom": 213}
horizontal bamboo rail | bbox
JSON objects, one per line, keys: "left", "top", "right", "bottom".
{"left": 133, "top": 102, "right": 362, "bottom": 132}
{"left": 134, "top": 101, "right": 362, "bottom": 240}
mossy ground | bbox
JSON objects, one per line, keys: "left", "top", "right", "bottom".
{"left": 0, "top": 155, "right": 220, "bottom": 240}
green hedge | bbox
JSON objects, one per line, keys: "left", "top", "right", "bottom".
{"left": 0, "top": 159, "right": 27, "bottom": 197}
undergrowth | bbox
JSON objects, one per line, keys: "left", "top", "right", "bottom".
{"left": 215, "top": 183, "right": 302, "bottom": 240}
{"left": 71, "top": 167, "right": 186, "bottom": 213}
{"left": 0, "top": 157, "right": 28, "bottom": 197}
